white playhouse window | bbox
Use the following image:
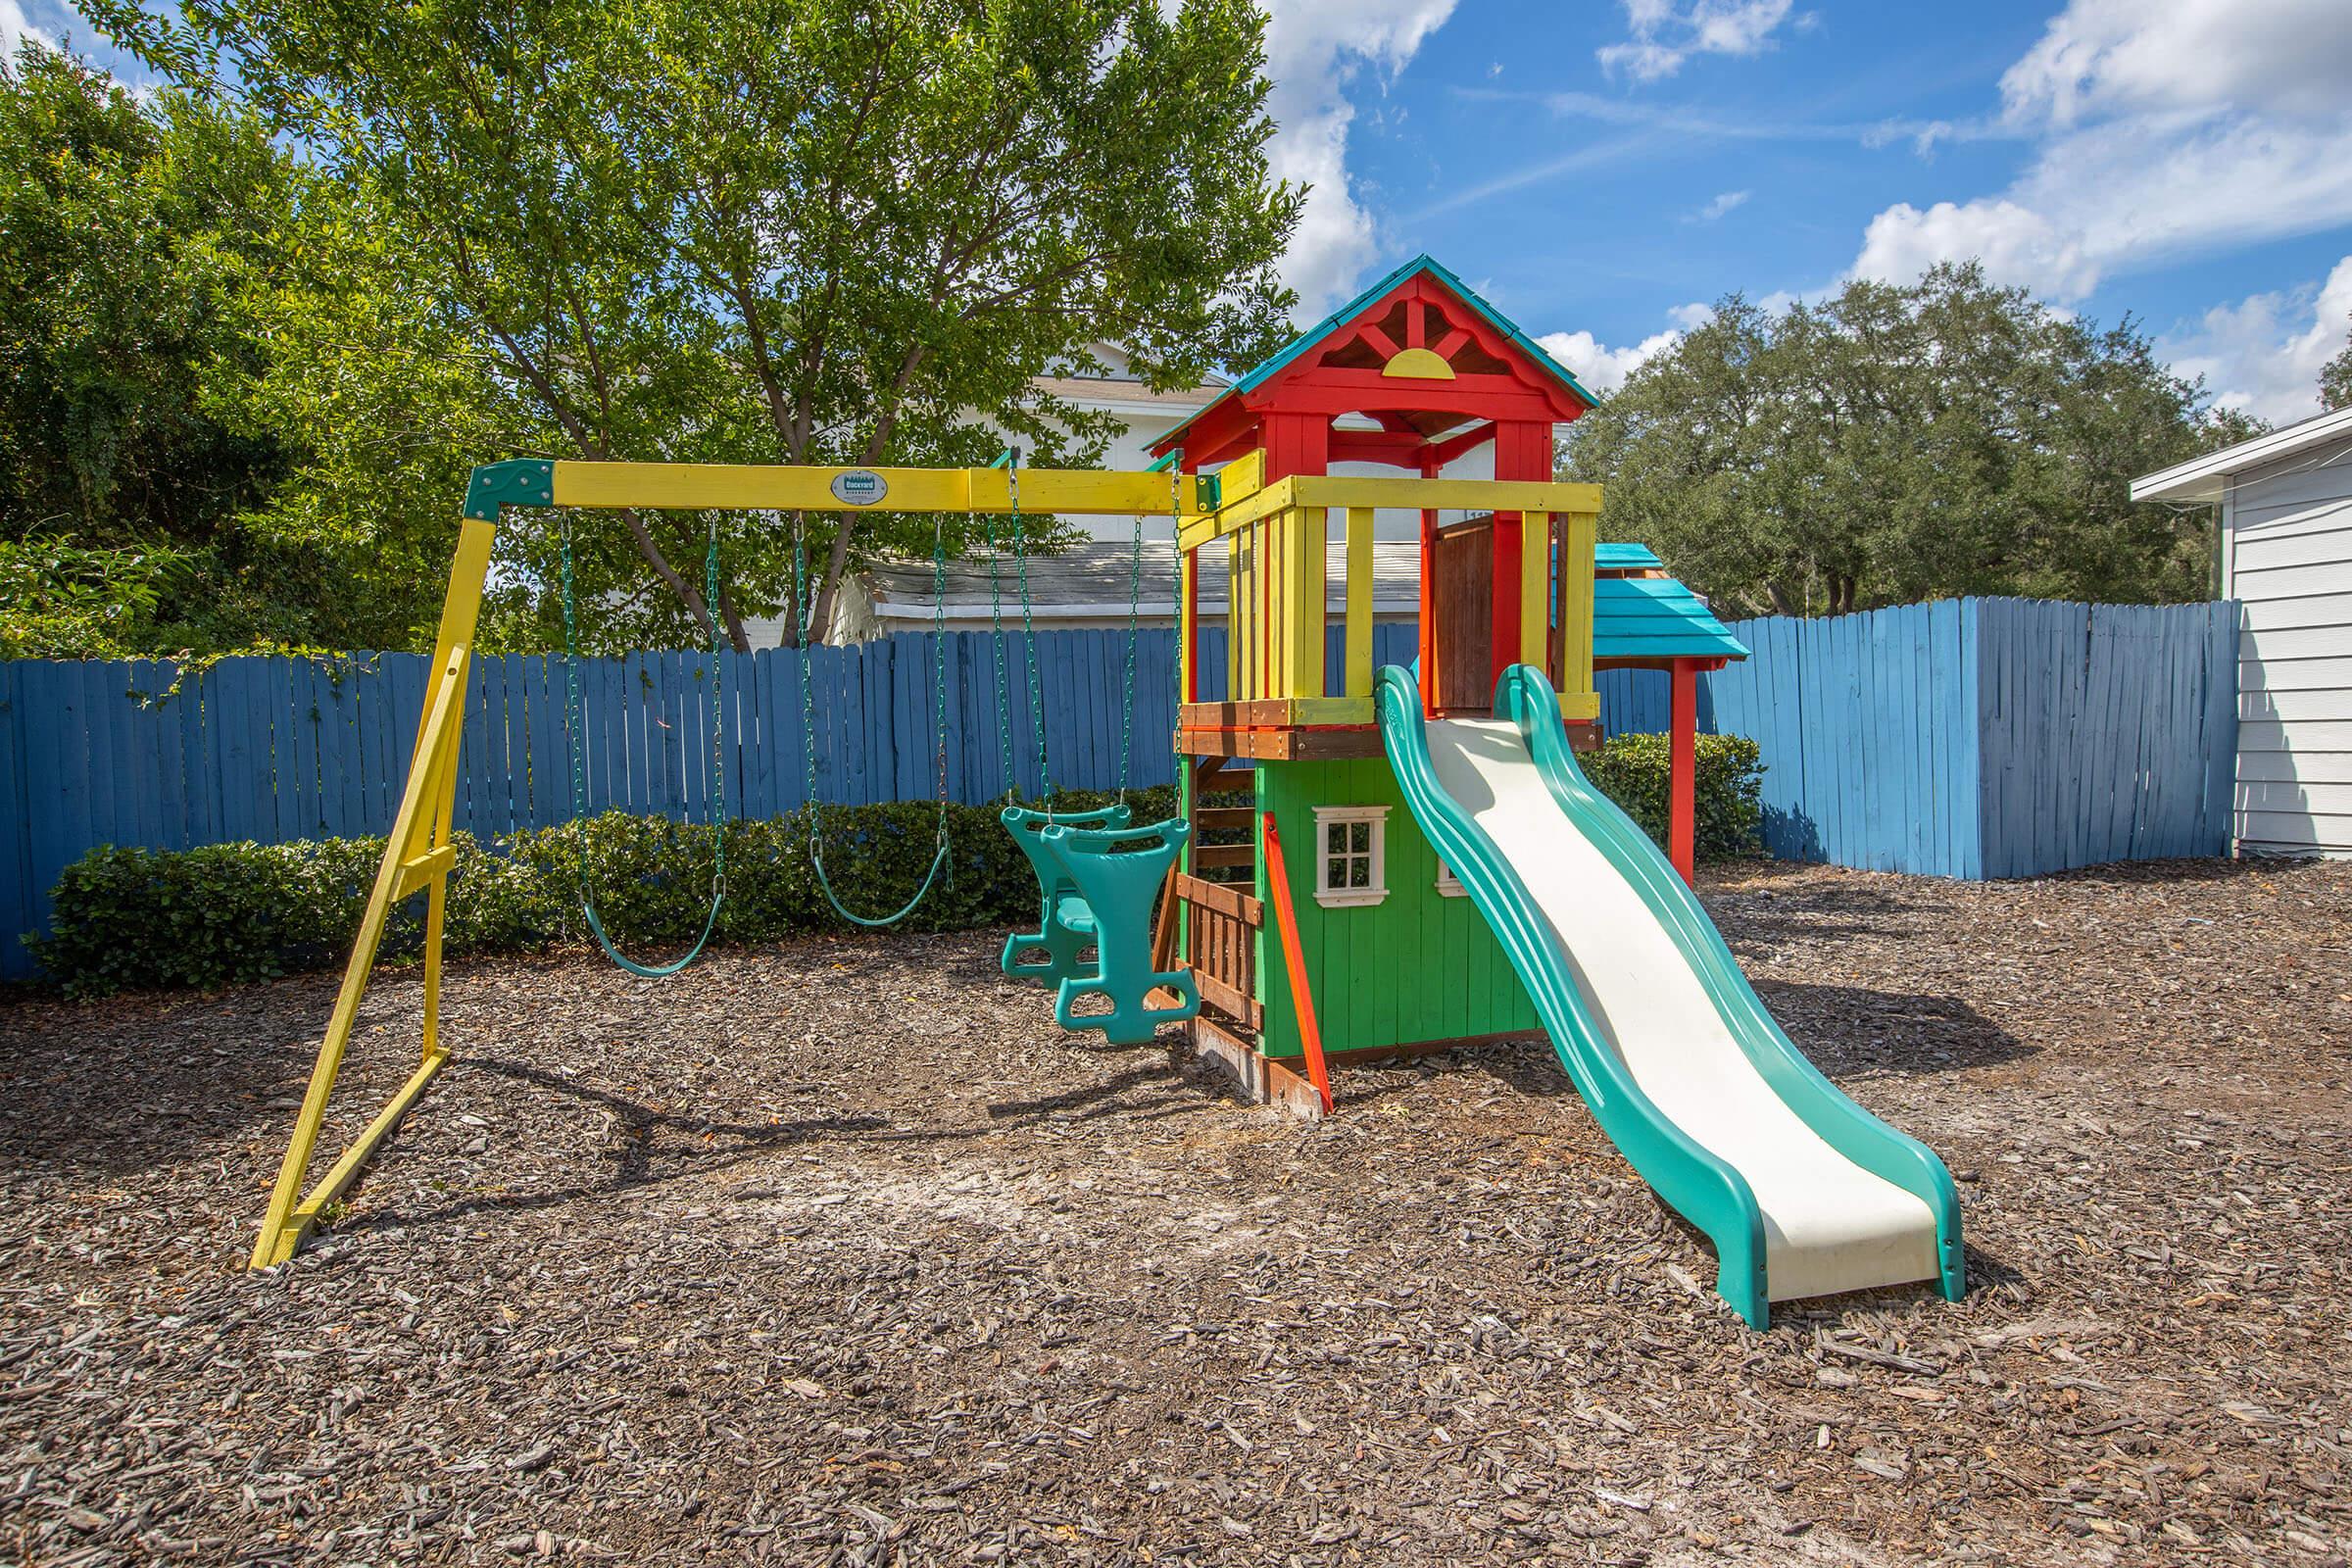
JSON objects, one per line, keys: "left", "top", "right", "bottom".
{"left": 1312, "top": 806, "right": 1390, "bottom": 908}
{"left": 1434, "top": 858, "right": 1467, "bottom": 898}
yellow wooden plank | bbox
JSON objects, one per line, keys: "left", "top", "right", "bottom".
{"left": 1344, "top": 506, "right": 1374, "bottom": 699}
{"left": 1557, "top": 509, "right": 1599, "bottom": 710}
{"left": 1288, "top": 476, "right": 1602, "bottom": 514}
{"left": 391, "top": 842, "right": 457, "bottom": 900}
{"left": 1178, "top": 548, "right": 1198, "bottom": 701}
{"left": 1519, "top": 512, "right": 1550, "bottom": 669}
{"left": 1178, "top": 474, "right": 1298, "bottom": 553}
{"left": 1561, "top": 689, "right": 1600, "bottom": 722}
{"left": 1291, "top": 695, "right": 1374, "bottom": 724}
{"left": 1283, "top": 506, "right": 1325, "bottom": 700}
{"left": 551, "top": 462, "right": 1214, "bottom": 518}
{"left": 267, "top": 1051, "right": 447, "bottom": 1264}
{"left": 1227, "top": 530, "right": 1246, "bottom": 700}
{"left": 1218, "top": 448, "right": 1267, "bottom": 505}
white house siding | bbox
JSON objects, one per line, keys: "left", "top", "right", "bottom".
{"left": 2223, "top": 438, "right": 2352, "bottom": 857}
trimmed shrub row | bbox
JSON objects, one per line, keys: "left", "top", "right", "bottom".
{"left": 1579, "top": 732, "right": 1767, "bottom": 865}
{"left": 32, "top": 736, "right": 1763, "bottom": 996}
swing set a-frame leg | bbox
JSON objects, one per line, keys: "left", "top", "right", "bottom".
{"left": 250, "top": 519, "right": 495, "bottom": 1269}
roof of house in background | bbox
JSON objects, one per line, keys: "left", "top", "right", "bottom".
{"left": 1592, "top": 576, "right": 1748, "bottom": 664}
{"left": 1029, "top": 373, "right": 1227, "bottom": 417}
{"left": 2132, "top": 405, "right": 2352, "bottom": 505}
{"left": 858, "top": 540, "right": 1422, "bottom": 620}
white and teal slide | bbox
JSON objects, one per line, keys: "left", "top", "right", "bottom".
{"left": 1378, "top": 663, "right": 1965, "bottom": 1327}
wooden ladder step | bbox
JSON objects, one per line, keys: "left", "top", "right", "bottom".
{"left": 1195, "top": 806, "right": 1255, "bottom": 831}
{"left": 1194, "top": 842, "right": 1255, "bottom": 870}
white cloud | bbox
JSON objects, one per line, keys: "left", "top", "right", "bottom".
{"left": 1850, "top": 1, "right": 2352, "bottom": 302}
{"left": 1260, "top": 0, "right": 1459, "bottom": 316}
{"left": 1538, "top": 308, "right": 1706, "bottom": 396}
{"left": 2157, "top": 254, "right": 2352, "bottom": 425}
{"left": 1597, "top": 0, "right": 1798, "bottom": 83}
{"left": 1691, "top": 189, "right": 1750, "bottom": 221}
{"left": 3, "top": 0, "right": 56, "bottom": 55}
{"left": 2000, "top": 0, "right": 2352, "bottom": 127}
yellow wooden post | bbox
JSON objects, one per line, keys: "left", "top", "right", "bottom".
{"left": 1519, "top": 512, "right": 1551, "bottom": 670}
{"left": 1556, "top": 509, "right": 1599, "bottom": 722}
{"left": 251, "top": 518, "right": 493, "bottom": 1269}
{"left": 1178, "top": 546, "right": 1199, "bottom": 705}
{"left": 1227, "top": 529, "right": 1247, "bottom": 700}
{"left": 1344, "top": 506, "right": 1375, "bottom": 699}
{"left": 1281, "top": 505, "right": 1324, "bottom": 701}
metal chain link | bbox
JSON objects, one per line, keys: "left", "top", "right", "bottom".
{"left": 1116, "top": 491, "right": 1142, "bottom": 803}
{"left": 985, "top": 506, "right": 1012, "bottom": 804}
{"left": 1007, "top": 458, "right": 1052, "bottom": 815}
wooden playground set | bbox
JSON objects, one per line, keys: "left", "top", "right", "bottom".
{"left": 255, "top": 258, "right": 1962, "bottom": 1329}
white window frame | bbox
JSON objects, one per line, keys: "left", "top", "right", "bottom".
{"left": 1434, "top": 858, "right": 1467, "bottom": 898}
{"left": 1312, "top": 806, "right": 1390, "bottom": 908}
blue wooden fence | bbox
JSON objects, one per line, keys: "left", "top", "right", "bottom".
{"left": 0, "top": 602, "right": 2240, "bottom": 977}
{"left": 1695, "top": 598, "right": 2238, "bottom": 878}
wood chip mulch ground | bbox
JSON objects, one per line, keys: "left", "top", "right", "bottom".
{"left": 3, "top": 857, "right": 2349, "bottom": 1567}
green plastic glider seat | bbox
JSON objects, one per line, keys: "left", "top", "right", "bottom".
{"left": 1038, "top": 818, "right": 1200, "bottom": 1047}
{"left": 1000, "top": 803, "right": 1129, "bottom": 984}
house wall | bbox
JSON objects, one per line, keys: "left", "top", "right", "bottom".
{"left": 1253, "top": 756, "right": 1538, "bottom": 1060}
{"left": 2223, "top": 437, "right": 2352, "bottom": 857}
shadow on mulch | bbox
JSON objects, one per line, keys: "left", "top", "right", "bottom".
{"left": 1757, "top": 980, "right": 2034, "bottom": 1077}
{"left": 0, "top": 977, "right": 340, "bottom": 1178}
{"left": 1708, "top": 883, "right": 1918, "bottom": 951}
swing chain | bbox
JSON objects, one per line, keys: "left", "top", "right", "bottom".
{"left": 930, "top": 511, "right": 951, "bottom": 852}
{"left": 1116, "top": 497, "right": 1142, "bottom": 805}
{"left": 559, "top": 510, "right": 728, "bottom": 978}
{"left": 794, "top": 509, "right": 953, "bottom": 928}
{"left": 1007, "top": 456, "right": 1052, "bottom": 816}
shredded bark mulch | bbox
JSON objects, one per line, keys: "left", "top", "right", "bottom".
{"left": 3, "top": 857, "right": 2348, "bottom": 1565}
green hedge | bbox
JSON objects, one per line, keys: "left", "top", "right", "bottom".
{"left": 31, "top": 733, "right": 1760, "bottom": 996}
{"left": 31, "top": 790, "right": 1173, "bottom": 998}
{"left": 1580, "top": 731, "right": 1765, "bottom": 864}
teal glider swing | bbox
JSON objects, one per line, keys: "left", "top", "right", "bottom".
{"left": 554, "top": 448, "right": 1198, "bottom": 1048}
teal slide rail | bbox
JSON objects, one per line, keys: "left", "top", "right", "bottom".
{"left": 1493, "top": 663, "right": 1964, "bottom": 1306}
{"left": 1375, "top": 665, "right": 1772, "bottom": 1325}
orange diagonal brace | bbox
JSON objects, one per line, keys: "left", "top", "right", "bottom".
{"left": 1258, "top": 810, "right": 1334, "bottom": 1113}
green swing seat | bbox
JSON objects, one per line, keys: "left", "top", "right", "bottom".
{"left": 1001, "top": 805, "right": 1200, "bottom": 1045}
{"left": 1037, "top": 818, "right": 1200, "bottom": 1046}
{"left": 1001, "top": 803, "right": 1134, "bottom": 983}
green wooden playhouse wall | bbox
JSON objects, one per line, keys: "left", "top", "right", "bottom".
{"left": 1254, "top": 757, "right": 1540, "bottom": 1058}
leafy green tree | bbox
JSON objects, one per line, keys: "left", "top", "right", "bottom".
{"left": 1564, "top": 264, "right": 2266, "bottom": 616}
{"left": 0, "top": 42, "right": 477, "bottom": 654}
{"left": 2323, "top": 315, "right": 2352, "bottom": 411}
{"left": 100, "top": 0, "right": 1300, "bottom": 650}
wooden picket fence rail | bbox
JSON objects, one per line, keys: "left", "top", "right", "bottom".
{"left": 0, "top": 602, "right": 2238, "bottom": 977}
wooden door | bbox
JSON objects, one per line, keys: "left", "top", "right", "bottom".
{"left": 1431, "top": 516, "right": 1494, "bottom": 712}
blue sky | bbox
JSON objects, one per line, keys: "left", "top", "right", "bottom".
{"left": 14, "top": 0, "right": 2351, "bottom": 425}
{"left": 1260, "top": 0, "right": 2352, "bottom": 424}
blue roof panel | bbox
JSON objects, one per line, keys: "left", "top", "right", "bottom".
{"left": 1595, "top": 542, "right": 1663, "bottom": 570}
{"left": 1592, "top": 576, "right": 1748, "bottom": 662}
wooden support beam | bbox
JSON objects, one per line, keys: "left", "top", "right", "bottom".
{"left": 551, "top": 461, "right": 1216, "bottom": 518}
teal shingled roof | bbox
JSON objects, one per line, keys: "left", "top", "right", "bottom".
{"left": 1594, "top": 542, "right": 1662, "bottom": 570}
{"left": 1156, "top": 254, "right": 1601, "bottom": 454}
{"left": 1592, "top": 576, "right": 1748, "bottom": 663}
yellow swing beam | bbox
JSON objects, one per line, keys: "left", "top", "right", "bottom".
{"left": 251, "top": 458, "right": 1219, "bottom": 1270}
